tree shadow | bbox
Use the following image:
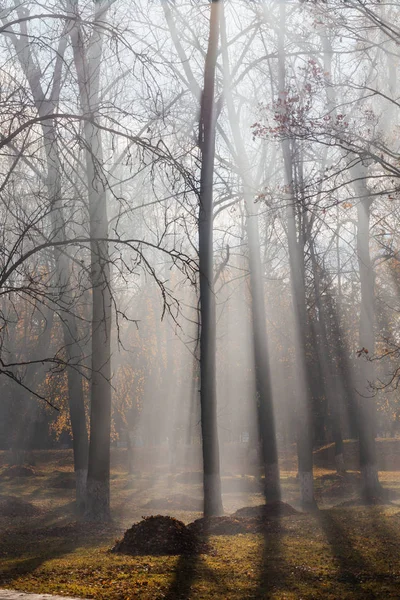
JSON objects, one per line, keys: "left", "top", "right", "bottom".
{"left": 253, "top": 517, "right": 285, "bottom": 599}
{"left": 163, "top": 527, "right": 211, "bottom": 600}
{"left": 367, "top": 506, "right": 400, "bottom": 560}
{"left": 163, "top": 523, "right": 228, "bottom": 600}
{"left": 317, "top": 509, "right": 379, "bottom": 599}
{"left": 163, "top": 551, "right": 201, "bottom": 600}
{"left": 0, "top": 502, "right": 119, "bottom": 586}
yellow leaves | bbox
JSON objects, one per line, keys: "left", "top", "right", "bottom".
{"left": 342, "top": 202, "right": 353, "bottom": 210}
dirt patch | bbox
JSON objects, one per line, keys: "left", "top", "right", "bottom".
{"left": 1, "top": 465, "right": 37, "bottom": 478}
{"left": 0, "top": 495, "right": 42, "bottom": 517}
{"left": 111, "top": 515, "right": 209, "bottom": 556}
{"left": 143, "top": 494, "right": 202, "bottom": 511}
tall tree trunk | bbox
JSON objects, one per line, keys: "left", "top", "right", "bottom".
{"left": 220, "top": 7, "right": 280, "bottom": 502}
{"left": 353, "top": 172, "right": 382, "bottom": 501}
{"left": 6, "top": 10, "right": 89, "bottom": 513}
{"left": 276, "top": 3, "right": 316, "bottom": 509}
{"left": 198, "top": 0, "right": 223, "bottom": 517}
{"left": 46, "top": 134, "right": 89, "bottom": 513}
{"left": 307, "top": 229, "right": 345, "bottom": 474}
{"left": 69, "top": 0, "right": 112, "bottom": 521}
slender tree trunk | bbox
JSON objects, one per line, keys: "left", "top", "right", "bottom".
{"left": 246, "top": 207, "right": 281, "bottom": 501}
{"left": 354, "top": 178, "right": 382, "bottom": 501}
{"left": 220, "top": 7, "right": 280, "bottom": 502}
{"left": 277, "top": 3, "right": 316, "bottom": 509}
{"left": 320, "top": 30, "right": 367, "bottom": 454}
{"left": 198, "top": 0, "right": 223, "bottom": 517}
{"left": 69, "top": 0, "right": 112, "bottom": 521}
{"left": 46, "top": 137, "right": 89, "bottom": 513}
{"left": 6, "top": 12, "right": 89, "bottom": 513}
{"left": 307, "top": 231, "right": 345, "bottom": 474}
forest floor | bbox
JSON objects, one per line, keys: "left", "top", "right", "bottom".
{"left": 1, "top": 448, "right": 400, "bottom": 599}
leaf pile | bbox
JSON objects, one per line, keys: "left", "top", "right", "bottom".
{"left": 2, "top": 465, "right": 36, "bottom": 478}
{"left": 189, "top": 502, "right": 299, "bottom": 536}
{"left": 111, "top": 515, "right": 208, "bottom": 556}
{"left": 0, "top": 495, "right": 42, "bottom": 517}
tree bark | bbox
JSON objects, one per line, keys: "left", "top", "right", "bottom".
{"left": 6, "top": 10, "right": 89, "bottom": 513}
{"left": 276, "top": 2, "right": 316, "bottom": 509}
{"left": 220, "top": 6, "right": 280, "bottom": 502}
{"left": 307, "top": 228, "right": 345, "bottom": 474}
{"left": 198, "top": 0, "right": 223, "bottom": 517}
{"left": 68, "top": 0, "right": 112, "bottom": 521}
{"left": 354, "top": 173, "right": 382, "bottom": 501}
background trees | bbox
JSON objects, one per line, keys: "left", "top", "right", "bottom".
{"left": 0, "top": 0, "right": 399, "bottom": 517}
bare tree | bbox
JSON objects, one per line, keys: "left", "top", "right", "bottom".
{"left": 198, "top": 0, "right": 223, "bottom": 517}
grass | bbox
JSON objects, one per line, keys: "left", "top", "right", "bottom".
{"left": 1, "top": 449, "right": 400, "bottom": 599}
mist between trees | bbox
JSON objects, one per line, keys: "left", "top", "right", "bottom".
{"left": 0, "top": 0, "right": 399, "bottom": 520}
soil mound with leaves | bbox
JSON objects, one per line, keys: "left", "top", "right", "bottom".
{"left": 111, "top": 515, "right": 209, "bottom": 556}
{"left": 0, "top": 495, "right": 42, "bottom": 517}
{"left": 1, "top": 465, "right": 37, "bottom": 478}
{"left": 143, "top": 494, "right": 202, "bottom": 511}
{"left": 188, "top": 502, "right": 299, "bottom": 536}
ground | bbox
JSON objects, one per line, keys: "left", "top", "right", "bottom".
{"left": 1, "top": 447, "right": 400, "bottom": 599}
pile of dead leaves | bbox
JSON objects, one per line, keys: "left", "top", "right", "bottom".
{"left": 111, "top": 515, "right": 209, "bottom": 556}
{"left": 0, "top": 495, "right": 42, "bottom": 517}
{"left": 1, "top": 465, "right": 36, "bottom": 478}
{"left": 188, "top": 502, "right": 299, "bottom": 536}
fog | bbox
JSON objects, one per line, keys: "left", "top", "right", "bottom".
{"left": 0, "top": 0, "right": 399, "bottom": 524}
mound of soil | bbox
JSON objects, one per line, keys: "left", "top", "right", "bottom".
{"left": 189, "top": 502, "right": 299, "bottom": 536}
{"left": 1, "top": 465, "right": 36, "bottom": 477}
{"left": 50, "top": 471, "right": 76, "bottom": 489}
{"left": 175, "top": 471, "right": 203, "bottom": 484}
{"left": 143, "top": 494, "right": 202, "bottom": 511}
{"left": 0, "top": 495, "right": 42, "bottom": 517}
{"left": 233, "top": 501, "right": 299, "bottom": 518}
{"left": 111, "top": 515, "right": 209, "bottom": 556}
